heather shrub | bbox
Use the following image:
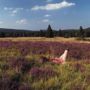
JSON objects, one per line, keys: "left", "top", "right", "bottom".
{"left": 0, "top": 74, "right": 11, "bottom": 90}
{"left": 19, "top": 83, "right": 32, "bottom": 90}
{"left": 0, "top": 62, "right": 9, "bottom": 71}
{"left": 0, "top": 41, "right": 90, "bottom": 90}
{"left": 8, "top": 57, "right": 43, "bottom": 74}
{"left": 32, "top": 77, "right": 61, "bottom": 90}
{"left": 0, "top": 48, "right": 21, "bottom": 58}
{"left": 0, "top": 41, "right": 90, "bottom": 59}
{"left": 39, "top": 56, "right": 49, "bottom": 63}
{"left": 0, "top": 72, "right": 20, "bottom": 90}
{"left": 8, "top": 57, "right": 35, "bottom": 73}
{"left": 30, "top": 67, "right": 57, "bottom": 80}
{"left": 73, "top": 63, "right": 86, "bottom": 72}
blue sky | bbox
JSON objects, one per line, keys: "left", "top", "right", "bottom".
{"left": 0, "top": 0, "right": 90, "bottom": 30}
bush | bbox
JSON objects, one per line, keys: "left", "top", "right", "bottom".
{"left": 39, "top": 56, "right": 49, "bottom": 63}
{"left": 30, "top": 67, "right": 57, "bottom": 80}
{"left": 19, "top": 83, "right": 32, "bottom": 90}
{"left": 8, "top": 57, "right": 34, "bottom": 73}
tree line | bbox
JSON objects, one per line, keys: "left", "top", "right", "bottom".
{"left": 0, "top": 25, "right": 90, "bottom": 38}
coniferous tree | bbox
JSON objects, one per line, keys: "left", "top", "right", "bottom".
{"left": 58, "top": 29, "right": 62, "bottom": 37}
{"left": 79, "top": 26, "right": 85, "bottom": 39}
{"left": 39, "top": 30, "right": 45, "bottom": 37}
{"left": 46, "top": 25, "right": 54, "bottom": 38}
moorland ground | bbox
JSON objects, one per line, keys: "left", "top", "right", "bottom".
{"left": 0, "top": 37, "right": 90, "bottom": 90}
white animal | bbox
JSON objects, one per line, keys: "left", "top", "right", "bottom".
{"left": 51, "top": 49, "right": 68, "bottom": 64}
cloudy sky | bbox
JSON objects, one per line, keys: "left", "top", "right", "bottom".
{"left": 0, "top": 0, "right": 90, "bottom": 30}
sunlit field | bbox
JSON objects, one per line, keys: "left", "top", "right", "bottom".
{"left": 0, "top": 37, "right": 90, "bottom": 90}
{"left": 0, "top": 37, "right": 76, "bottom": 42}
{"left": 0, "top": 37, "right": 85, "bottom": 41}
{"left": 0, "top": 37, "right": 90, "bottom": 43}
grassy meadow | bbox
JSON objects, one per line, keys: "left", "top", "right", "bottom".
{"left": 0, "top": 37, "right": 90, "bottom": 90}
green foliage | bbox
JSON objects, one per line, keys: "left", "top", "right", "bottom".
{"left": 58, "top": 29, "right": 62, "bottom": 37}
{"left": 78, "top": 26, "right": 85, "bottom": 39}
{"left": 0, "top": 26, "right": 90, "bottom": 37}
{"left": 46, "top": 25, "right": 54, "bottom": 38}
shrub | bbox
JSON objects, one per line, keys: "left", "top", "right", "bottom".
{"left": 8, "top": 57, "right": 42, "bottom": 74}
{"left": 0, "top": 73, "right": 21, "bottom": 90}
{"left": 30, "top": 67, "right": 57, "bottom": 80}
{"left": 72, "top": 63, "right": 86, "bottom": 73}
{"left": 19, "top": 83, "right": 32, "bottom": 90}
{"left": 39, "top": 56, "right": 49, "bottom": 63}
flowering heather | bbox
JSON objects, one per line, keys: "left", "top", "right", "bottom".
{"left": 30, "top": 67, "right": 57, "bottom": 80}
{"left": 39, "top": 56, "right": 49, "bottom": 63}
{"left": 0, "top": 41, "right": 90, "bottom": 59}
{"left": 0, "top": 73, "right": 20, "bottom": 90}
{"left": 8, "top": 57, "right": 35, "bottom": 73}
{"left": 72, "top": 63, "right": 86, "bottom": 72}
{"left": 19, "top": 83, "right": 32, "bottom": 90}
{"left": 0, "top": 40, "right": 90, "bottom": 90}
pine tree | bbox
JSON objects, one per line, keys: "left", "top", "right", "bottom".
{"left": 58, "top": 29, "right": 62, "bottom": 37}
{"left": 46, "top": 25, "right": 54, "bottom": 38}
{"left": 40, "top": 30, "right": 44, "bottom": 37}
{"left": 79, "top": 26, "right": 85, "bottom": 39}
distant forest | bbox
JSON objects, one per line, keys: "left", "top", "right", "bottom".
{"left": 0, "top": 25, "right": 90, "bottom": 38}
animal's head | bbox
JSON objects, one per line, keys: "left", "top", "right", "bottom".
{"left": 66, "top": 48, "right": 69, "bottom": 51}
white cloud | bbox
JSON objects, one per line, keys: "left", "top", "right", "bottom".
{"left": 42, "top": 19, "right": 49, "bottom": 22}
{"left": 4, "top": 7, "right": 23, "bottom": 16}
{"left": 4, "top": 7, "right": 13, "bottom": 11}
{"left": 4, "top": 7, "right": 8, "bottom": 10}
{"left": 44, "top": 14, "right": 51, "bottom": 17}
{"left": 16, "top": 19, "right": 28, "bottom": 24}
{"left": 11, "top": 8, "right": 23, "bottom": 16}
{"left": 11, "top": 10, "right": 18, "bottom": 15}
{"left": 0, "top": 21, "right": 3, "bottom": 24}
{"left": 31, "top": 1, "right": 75, "bottom": 11}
